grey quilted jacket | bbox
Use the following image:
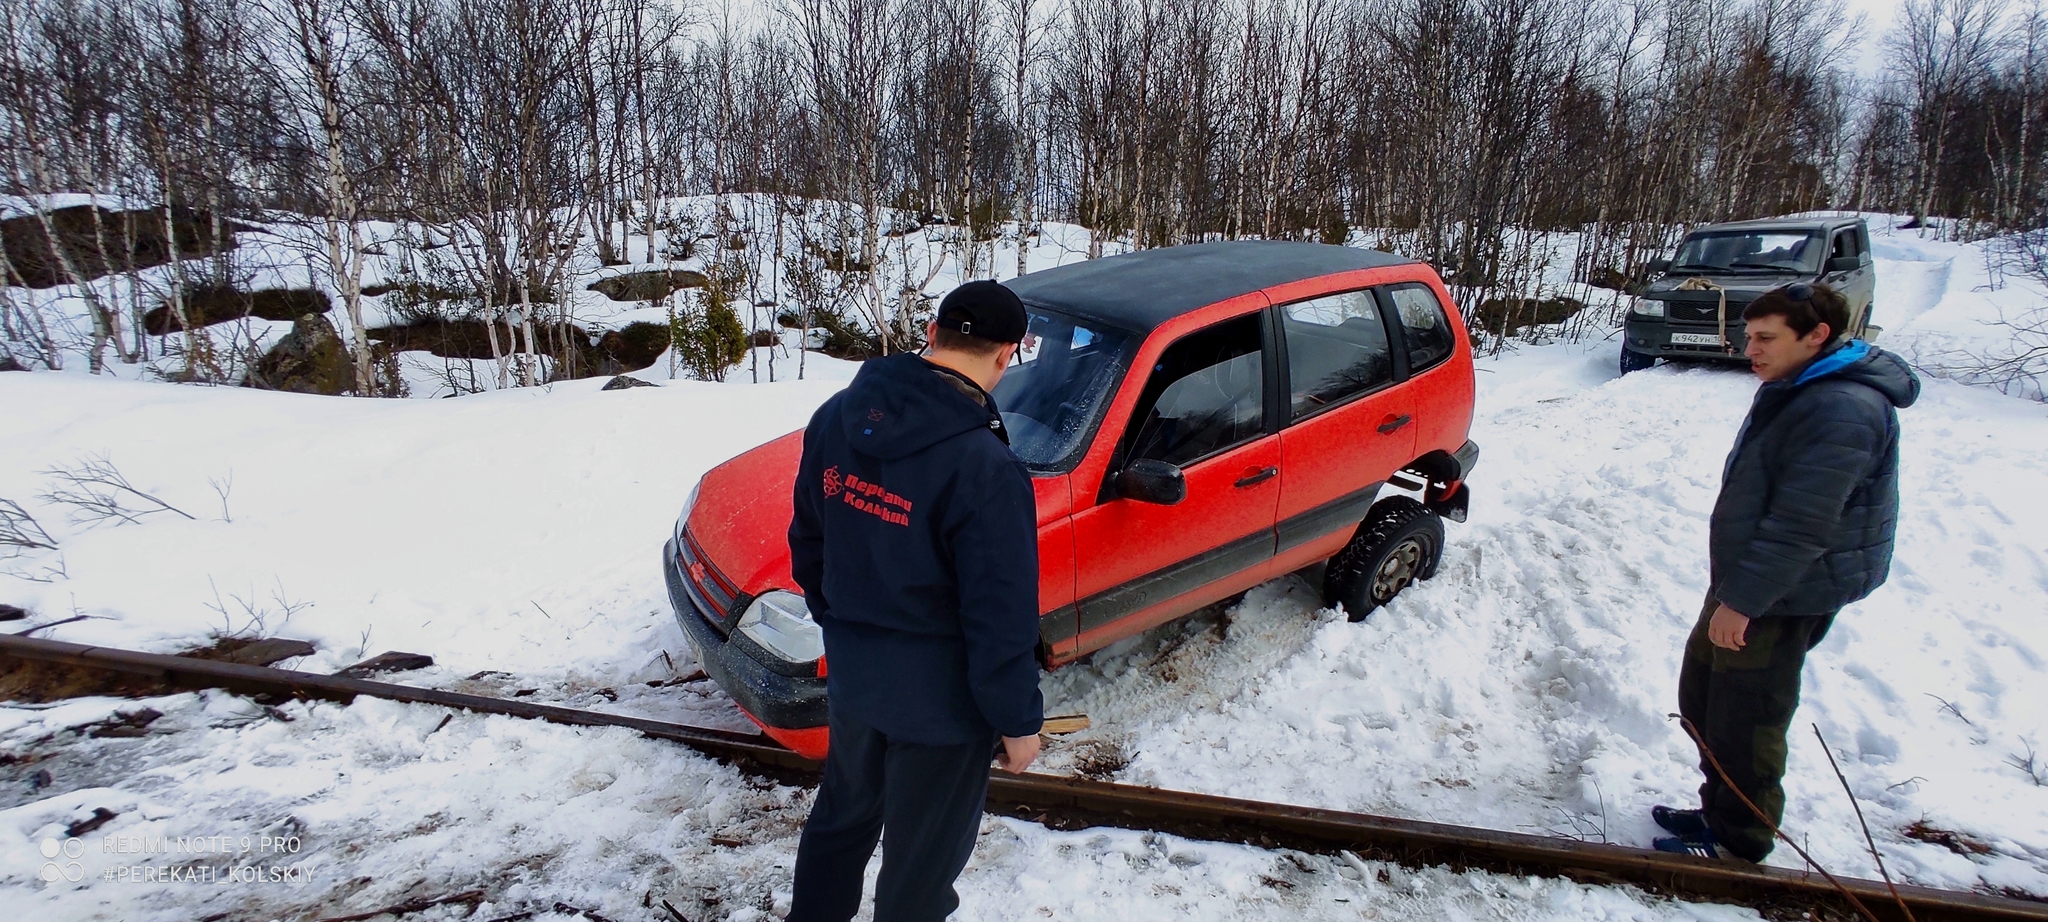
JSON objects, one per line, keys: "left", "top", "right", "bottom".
{"left": 1710, "top": 341, "right": 1920, "bottom": 619}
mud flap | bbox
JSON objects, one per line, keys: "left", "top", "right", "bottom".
{"left": 1427, "top": 481, "right": 1469, "bottom": 524}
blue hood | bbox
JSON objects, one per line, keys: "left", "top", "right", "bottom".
{"left": 1792, "top": 340, "right": 1920, "bottom": 408}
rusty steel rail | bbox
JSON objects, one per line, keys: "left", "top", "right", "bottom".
{"left": 4, "top": 633, "right": 2043, "bottom": 922}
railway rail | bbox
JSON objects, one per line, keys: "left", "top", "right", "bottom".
{"left": 4, "top": 632, "right": 2043, "bottom": 922}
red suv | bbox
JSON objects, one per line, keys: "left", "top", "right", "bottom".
{"left": 664, "top": 241, "right": 1479, "bottom": 757}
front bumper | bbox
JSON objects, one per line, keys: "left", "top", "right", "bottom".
{"left": 1623, "top": 315, "right": 1749, "bottom": 362}
{"left": 662, "top": 539, "right": 830, "bottom": 733}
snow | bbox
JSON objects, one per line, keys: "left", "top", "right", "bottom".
{"left": 3, "top": 212, "right": 2046, "bottom": 915}
{"left": 0, "top": 691, "right": 1761, "bottom": 921}
{"left": 1863, "top": 223, "right": 2048, "bottom": 401}
{"left": 1040, "top": 344, "right": 2048, "bottom": 896}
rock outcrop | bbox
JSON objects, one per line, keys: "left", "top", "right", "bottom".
{"left": 249, "top": 314, "right": 352, "bottom": 395}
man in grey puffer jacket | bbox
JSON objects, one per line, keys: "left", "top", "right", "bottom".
{"left": 1653, "top": 282, "right": 1920, "bottom": 862}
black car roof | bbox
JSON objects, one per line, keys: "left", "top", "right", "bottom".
{"left": 1003, "top": 240, "right": 1416, "bottom": 332}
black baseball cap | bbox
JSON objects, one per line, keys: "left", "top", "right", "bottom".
{"left": 935, "top": 280, "right": 1027, "bottom": 344}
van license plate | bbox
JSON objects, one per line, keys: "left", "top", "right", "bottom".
{"left": 1670, "top": 333, "right": 1725, "bottom": 346}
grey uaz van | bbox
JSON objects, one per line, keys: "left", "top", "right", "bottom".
{"left": 1621, "top": 216, "right": 1876, "bottom": 374}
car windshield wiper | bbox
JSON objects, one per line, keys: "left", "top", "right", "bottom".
{"left": 1670, "top": 262, "right": 1723, "bottom": 272}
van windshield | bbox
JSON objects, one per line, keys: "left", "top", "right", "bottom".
{"left": 1672, "top": 230, "right": 1822, "bottom": 275}
{"left": 992, "top": 307, "right": 1136, "bottom": 470}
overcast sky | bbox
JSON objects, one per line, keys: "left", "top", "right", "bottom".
{"left": 1841, "top": 0, "right": 1907, "bottom": 77}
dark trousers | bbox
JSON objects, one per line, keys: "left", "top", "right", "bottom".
{"left": 1676, "top": 591, "right": 1833, "bottom": 862}
{"left": 787, "top": 708, "right": 995, "bottom": 922}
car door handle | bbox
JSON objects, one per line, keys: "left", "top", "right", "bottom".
{"left": 1234, "top": 466, "right": 1278, "bottom": 488}
{"left": 1377, "top": 414, "right": 1413, "bottom": 434}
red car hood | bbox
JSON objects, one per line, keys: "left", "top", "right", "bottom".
{"left": 687, "top": 429, "right": 1073, "bottom": 600}
{"left": 687, "top": 430, "right": 804, "bottom": 595}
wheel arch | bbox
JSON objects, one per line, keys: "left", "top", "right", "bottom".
{"left": 1401, "top": 448, "right": 1465, "bottom": 486}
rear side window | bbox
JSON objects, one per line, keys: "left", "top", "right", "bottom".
{"left": 1124, "top": 314, "right": 1266, "bottom": 468}
{"left": 1385, "top": 284, "right": 1455, "bottom": 373}
{"left": 1279, "top": 290, "right": 1393, "bottom": 419}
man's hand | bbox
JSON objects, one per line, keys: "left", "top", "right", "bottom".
{"left": 1709, "top": 604, "right": 1751, "bottom": 651}
{"left": 996, "top": 734, "right": 1040, "bottom": 774}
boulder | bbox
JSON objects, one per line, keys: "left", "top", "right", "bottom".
{"left": 143, "top": 286, "right": 330, "bottom": 334}
{"left": 601, "top": 375, "right": 657, "bottom": 391}
{"left": 587, "top": 269, "right": 709, "bottom": 302}
{"left": 1472, "top": 296, "right": 1586, "bottom": 334}
{"left": 0, "top": 205, "right": 246, "bottom": 290}
{"left": 249, "top": 314, "right": 352, "bottom": 395}
{"left": 594, "top": 321, "right": 672, "bottom": 372}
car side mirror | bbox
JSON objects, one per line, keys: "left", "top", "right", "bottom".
{"left": 1826, "top": 256, "right": 1859, "bottom": 274}
{"left": 1117, "top": 459, "right": 1187, "bottom": 505}
{"left": 1646, "top": 258, "right": 1671, "bottom": 274}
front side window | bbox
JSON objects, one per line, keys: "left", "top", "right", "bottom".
{"left": 1831, "top": 229, "right": 1860, "bottom": 261}
{"left": 1386, "top": 284, "right": 1455, "bottom": 373}
{"left": 992, "top": 307, "right": 1136, "bottom": 470}
{"left": 1280, "top": 290, "right": 1393, "bottom": 419}
{"left": 1123, "top": 313, "right": 1265, "bottom": 468}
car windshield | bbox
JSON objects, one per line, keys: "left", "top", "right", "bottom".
{"left": 991, "top": 307, "right": 1136, "bottom": 470}
{"left": 1671, "top": 230, "right": 1823, "bottom": 274}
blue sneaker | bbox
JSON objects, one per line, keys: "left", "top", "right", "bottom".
{"left": 1651, "top": 805, "right": 1708, "bottom": 837}
{"left": 1653, "top": 830, "right": 1726, "bottom": 859}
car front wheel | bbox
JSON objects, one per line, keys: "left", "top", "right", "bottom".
{"left": 1323, "top": 497, "right": 1445, "bottom": 622}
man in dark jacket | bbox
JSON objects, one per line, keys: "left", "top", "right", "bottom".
{"left": 785, "top": 280, "right": 1045, "bottom": 922}
{"left": 1654, "top": 282, "right": 1920, "bottom": 862}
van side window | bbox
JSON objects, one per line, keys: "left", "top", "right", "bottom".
{"left": 1124, "top": 314, "right": 1266, "bottom": 468}
{"left": 1385, "top": 284, "right": 1455, "bottom": 373}
{"left": 1279, "top": 290, "right": 1393, "bottom": 420}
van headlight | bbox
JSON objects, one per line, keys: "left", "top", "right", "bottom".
{"left": 735, "top": 590, "right": 824, "bottom": 665}
{"left": 1632, "top": 299, "right": 1666, "bottom": 318}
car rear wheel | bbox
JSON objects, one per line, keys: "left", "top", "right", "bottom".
{"left": 1323, "top": 497, "right": 1445, "bottom": 622}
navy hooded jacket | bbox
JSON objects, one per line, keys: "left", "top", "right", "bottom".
{"left": 1710, "top": 340, "right": 1921, "bottom": 619}
{"left": 788, "top": 352, "right": 1044, "bottom": 745}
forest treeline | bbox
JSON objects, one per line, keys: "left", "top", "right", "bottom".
{"left": 0, "top": 0, "right": 2043, "bottom": 385}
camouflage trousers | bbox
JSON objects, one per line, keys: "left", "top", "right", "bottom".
{"left": 1676, "top": 590, "right": 1834, "bottom": 862}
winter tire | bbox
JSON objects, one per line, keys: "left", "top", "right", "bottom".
{"left": 1323, "top": 496, "right": 1445, "bottom": 622}
{"left": 1619, "top": 347, "right": 1657, "bottom": 375}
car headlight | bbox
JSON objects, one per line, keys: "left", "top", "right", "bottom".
{"left": 674, "top": 482, "right": 701, "bottom": 547}
{"left": 735, "top": 590, "right": 824, "bottom": 665}
{"left": 1632, "top": 299, "right": 1666, "bottom": 318}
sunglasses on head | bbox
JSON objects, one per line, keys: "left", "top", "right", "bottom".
{"left": 1783, "top": 283, "right": 1814, "bottom": 301}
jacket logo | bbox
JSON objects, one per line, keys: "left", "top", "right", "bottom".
{"left": 838, "top": 471, "right": 913, "bottom": 527}
{"left": 867, "top": 408, "right": 885, "bottom": 421}
{"left": 822, "top": 466, "right": 843, "bottom": 497}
